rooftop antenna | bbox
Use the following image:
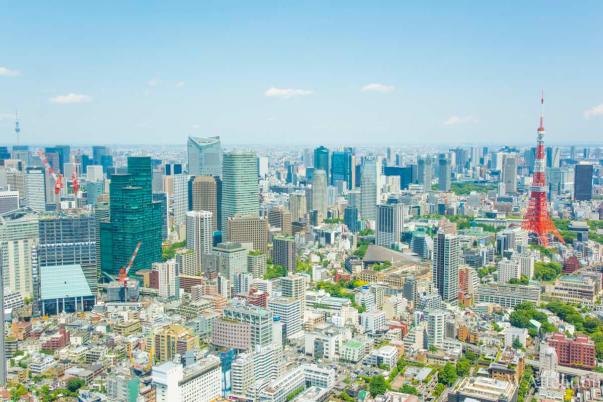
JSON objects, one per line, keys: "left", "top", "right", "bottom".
{"left": 14, "top": 111, "right": 21, "bottom": 145}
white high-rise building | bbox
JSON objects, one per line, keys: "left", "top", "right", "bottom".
{"left": 360, "top": 156, "right": 380, "bottom": 221}
{"left": 501, "top": 154, "right": 518, "bottom": 194}
{"left": 25, "top": 167, "right": 46, "bottom": 212}
{"left": 186, "top": 211, "right": 213, "bottom": 273}
{"left": 288, "top": 191, "right": 307, "bottom": 222}
{"left": 427, "top": 309, "right": 447, "bottom": 348}
{"left": 154, "top": 260, "right": 178, "bottom": 300}
{"left": 311, "top": 169, "right": 328, "bottom": 218}
{"left": 152, "top": 357, "right": 221, "bottom": 402}
{"left": 268, "top": 297, "right": 302, "bottom": 339}
{"left": 86, "top": 165, "right": 104, "bottom": 182}
{"left": 516, "top": 254, "right": 535, "bottom": 279}
{"left": 187, "top": 136, "right": 223, "bottom": 178}
{"left": 172, "top": 174, "right": 189, "bottom": 227}
{"left": 539, "top": 342, "right": 560, "bottom": 390}
{"left": 498, "top": 258, "right": 520, "bottom": 284}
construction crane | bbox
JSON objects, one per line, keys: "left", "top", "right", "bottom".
{"left": 37, "top": 149, "right": 64, "bottom": 196}
{"left": 117, "top": 241, "right": 142, "bottom": 284}
{"left": 70, "top": 150, "right": 81, "bottom": 196}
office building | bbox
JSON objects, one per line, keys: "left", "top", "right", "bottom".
{"left": 376, "top": 202, "right": 404, "bottom": 249}
{"left": 187, "top": 136, "right": 223, "bottom": 178}
{"left": 227, "top": 215, "right": 269, "bottom": 254}
{"left": 247, "top": 251, "right": 267, "bottom": 279}
{"left": 171, "top": 173, "right": 189, "bottom": 227}
{"left": 223, "top": 301, "right": 273, "bottom": 348}
{"left": 0, "top": 191, "right": 19, "bottom": 215}
{"left": 154, "top": 324, "right": 197, "bottom": 363}
{"left": 268, "top": 206, "right": 292, "bottom": 235}
{"left": 268, "top": 297, "right": 302, "bottom": 339}
{"left": 0, "top": 208, "right": 39, "bottom": 298}
{"left": 281, "top": 274, "right": 306, "bottom": 318}
{"left": 100, "top": 157, "right": 163, "bottom": 278}
{"left": 38, "top": 210, "right": 98, "bottom": 294}
{"left": 360, "top": 156, "right": 380, "bottom": 221}
{"left": 311, "top": 169, "right": 328, "bottom": 218}
{"left": 222, "top": 151, "right": 259, "bottom": 229}
{"left": 501, "top": 154, "right": 518, "bottom": 194}
{"left": 24, "top": 167, "right": 46, "bottom": 212}
{"left": 432, "top": 231, "right": 460, "bottom": 302}
{"left": 437, "top": 154, "right": 451, "bottom": 191}
{"left": 190, "top": 175, "right": 221, "bottom": 231}
{"left": 313, "top": 146, "right": 329, "bottom": 181}
{"left": 213, "top": 242, "right": 249, "bottom": 283}
{"left": 186, "top": 211, "right": 213, "bottom": 273}
{"left": 477, "top": 283, "right": 541, "bottom": 308}
{"left": 152, "top": 357, "right": 221, "bottom": 402}
{"left": 331, "top": 149, "right": 354, "bottom": 189}
{"left": 574, "top": 163, "right": 593, "bottom": 201}
{"left": 343, "top": 206, "right": 359, "bottom": 233}
{"left": 418, "top": 156, "right": 433, "bottom": 191}
{"left": 288, "top": 191, "right": 307, "bottom": 222}
{"left": 272, "top": 236, "right": 296, "bottom": 272}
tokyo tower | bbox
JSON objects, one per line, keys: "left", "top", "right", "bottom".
{"left": 522, "top": 94, "right": 564, "bottom": 247}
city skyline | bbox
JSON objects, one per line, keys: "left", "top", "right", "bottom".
{"left": 2, "top": 1, "right": 603, "bottom": 145}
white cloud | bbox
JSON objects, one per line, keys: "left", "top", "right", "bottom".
{"left": 361, "top": 83, "right": 395, "bottom": 93}
{"left": 265, "top": 87, "right": 313, "bottom": 99}
{"left": 176, "top": 81, "right": 185, "bottom": 88}
{"left": 584, "top": 103, "right": 603, "bottom": 119}
{"left": 443, "top": 115, "right": 478, "bottom": 126}
{"left": 0, "top": 66, "right": 20, "bottom": 77}
{"left": 49, "top": 93, "right": 93, "bottom": 104}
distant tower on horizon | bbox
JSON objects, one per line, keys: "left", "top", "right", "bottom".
{"left": 14, "top": 111, "right": 20, "bottom": 145}
{"left": 522, "top": 94, "right": 564, "bottom": 247}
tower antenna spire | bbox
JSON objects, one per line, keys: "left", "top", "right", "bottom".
{"left": 14, "top": 111, "right": 21, "bottom": 145}
{"left": 538, "top": 90, "right": 544, "bottom": 133}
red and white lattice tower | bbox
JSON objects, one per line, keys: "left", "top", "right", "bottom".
{"left": 522, "top": 93, "right": 564, "bottom": 247}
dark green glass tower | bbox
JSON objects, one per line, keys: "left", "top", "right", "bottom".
{"left": 100, "top": 157, "right": 163, "bottom": 278}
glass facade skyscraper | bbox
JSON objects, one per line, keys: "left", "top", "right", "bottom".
{"left": 100, "top": 157, "right": 163, "bottom": 278}
{"left": 313, "top": 146, "right": 329, "bottom": 182}
{"left": 330, "top": 150, "right": 354, "bottom": 189}
{"left": 187, "top": 136, "right": 223, "bottom": 178}
{"left": 221, "top": 151, "right": 259, "bottom": 229}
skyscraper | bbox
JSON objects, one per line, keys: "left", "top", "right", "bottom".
{"left": 574, "top": 163, "right": 593, "bottom": 201}
{"left": 24, "top": 167, "right": 46, "bottom": 212}
{"left": 360, "top": 156, "right": 380, "bottom": 221}
{"left": 288, "top": 192, "right": 307, "bottom": 222}
{"left": 190, "top": 175, "right": 221, "bottom": 231}
{"left": 432, "top": 231, "right": 460, "bottom": 302}
{"left": 272, "top": 236, "right": 296, "bottom": 272}
{"left": 100, "top": 157, "right": 163, "bottom": 278}
{"left": 221, "top": 151, "right": 259, "bottom": 229}
{"left": 186, "top": 211, "right": 213, "bottom": 274}
{"left": 331, "top": 149, "right": 355, "bottom": 189}
{"left": 376, "top": 201, "right": 404, "bottom": 249}
{"left": 417, "top": 156, "right": 432, "bottom": 192}
{"left": 311, "top": 169, "right": 328, "bottom": 219}
{"left": 268, "top": 206, "right": 292, "bottom": 235}
{"left": 0, "top": 208, "right": 39, "bottom": 299}
{"left": 187, "top": 136, "right": 223, "bottom": 178}
{"left": 313, "top": 146, "right": 329, "bottom": 182}
{"left": 38, "top": 209, "right": 98, "bottom": 294}
{"left": 437, "top": 154, "right": 451, "bottom": 192}
{"left": 501, "top": 154, "right": 518, "bottom": 194}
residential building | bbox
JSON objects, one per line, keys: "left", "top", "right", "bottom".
{"left": 272, "top": 236, "right": 296, "bottom": 272}
{"left": 432, "top": 231, "right": 460, "bottom": 302}
{"left": 186, "top": 210, "right": 213, "bottom": 273}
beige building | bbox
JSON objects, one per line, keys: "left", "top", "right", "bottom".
{"left": 190, "top": 175, "right": 220, "bottom": 231}
{"left": 227, "top": 215, "right": 269, "bottom": 254}
{"left": 268, "top": 206, "right": 292, "bottom": 235}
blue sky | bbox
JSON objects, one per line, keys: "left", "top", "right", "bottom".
{"left": 1, "top": 1, "right": 603, "bottom": 145}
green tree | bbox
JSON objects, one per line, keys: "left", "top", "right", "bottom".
{"left": 66, "top": 378, "right": 85, "bottom": 393}
{"left": 439, "top": 362, "right": 458, "bottom": 386}
{"left": 456, "top": 357, "right": 471, "bottom": 377}
{"left": 401, "top": 384, "right": 418, "bottom": 395}
{"left": 433, "top": 383, "right": 446, "bottom": 398}
{"left": 512, "top": 337, "right": 523, "bottom": 350}
{"left": 369, "top": 375, "right": 388, "bottom": 397}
